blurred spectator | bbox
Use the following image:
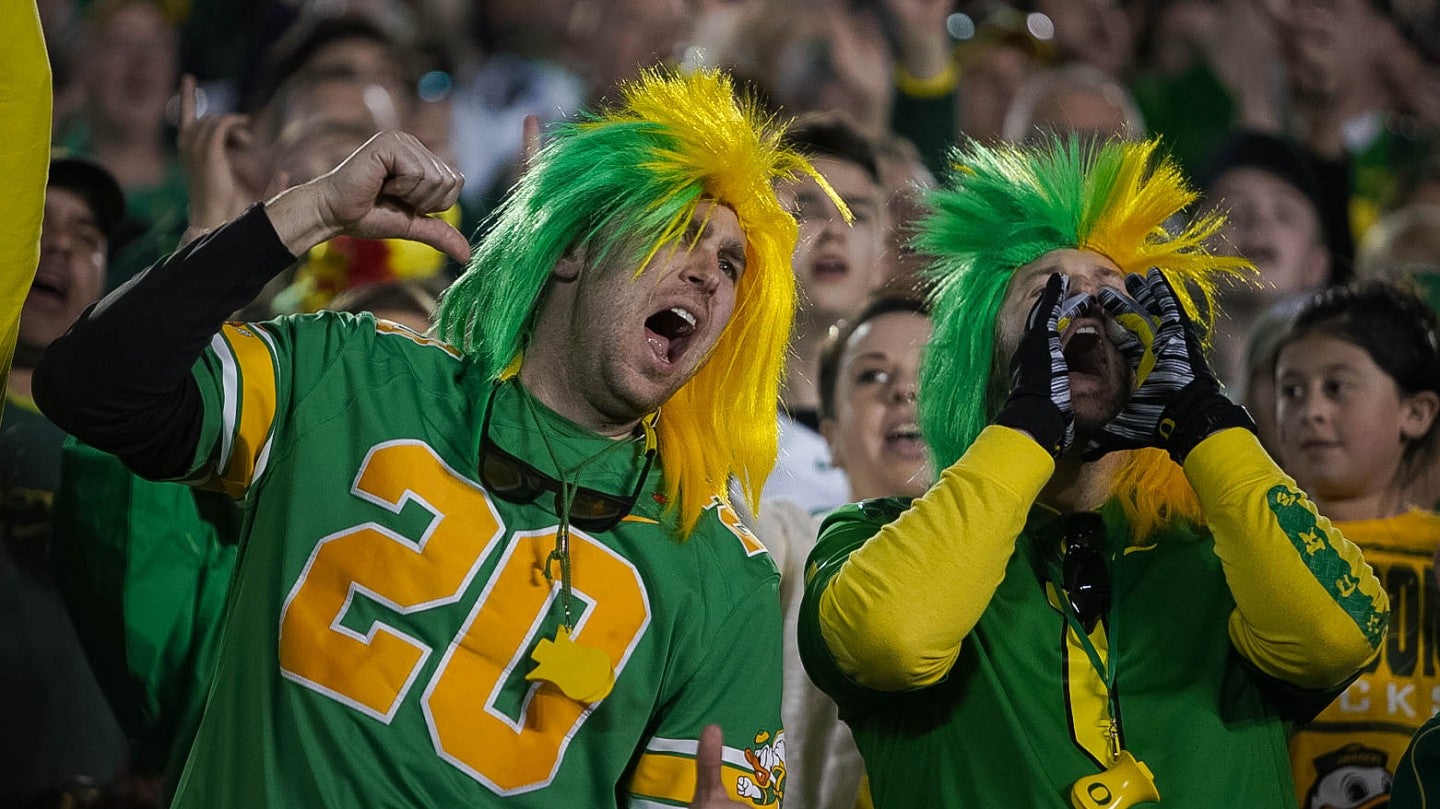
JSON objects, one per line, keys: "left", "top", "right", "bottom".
{"left": 1357, "top": 204, "right": 1440, "bottom": 304}
{"left": 1201, "top": 130, "right": 1341, "bottom": 388}
{"left": 951, "top": 7, "right": 1048, "bottom": 143}
{"left": 873, "top": 133, "right": 936, "bottom": 287}
{"left": 764, "top": 115, "right": 889, "bottom": 513}
{"left": 180, "top": 24, "right": 457, "bottom": 318}
{"left": 1274, "top": 281, "right": 1440, "bottom": 807}
{"left": 0, "top": 156, "right": 128, "bottom": 806}
{"left": 1001, "top": 62, "right": 1145, "bottom": 142}
{"left": 1204, "top": 131, "right": 1337, "bottom": 292}
{"left": 1237, "top": 293, "right": 1309, "bottom": 457}
{"left": 1280, "top": 0, "right": 1440, "bottom": 239}
{"left": 449, "top": 0, "right": 583, "bottom": 218}
{"left": 714, "top": 1, "right": 895, "bottom": 137}
{"left": 762, "top": 294, "right": 932, "bottom": 809}
{"left": 1032, "top": 0, "right": 1134, "bottom": 79}
{"left": 57, "top": 1, "right": 182, "bottom": 225}
{"left": 884, "top": 0, "right": 960, "bottom": 174}
{"left": 567, "top": 0, "right": 685, "bottom": 105}
{"left": 1128, "top": 0, "right": 1261, "bottom": 178}
{"left": 55, "top": 0, "right": 185, "bottom": 287}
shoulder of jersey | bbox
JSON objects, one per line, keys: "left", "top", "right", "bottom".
{"left": 689, "top": 493, "right": 779, "bottom": 579}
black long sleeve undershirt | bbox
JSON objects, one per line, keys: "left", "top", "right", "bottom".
{"left": 33, "top": 205, "right": 298, "bottom": 481}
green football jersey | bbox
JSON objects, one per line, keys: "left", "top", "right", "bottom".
{"left": 169, "top": 312, "right": 786, "bottom": 808}
{"left": 800, "top": 499, "right": 1335, "bottom": 809}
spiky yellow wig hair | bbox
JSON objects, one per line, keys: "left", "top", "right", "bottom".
{"left": 437, "top": 67, "right": 840, "bottom": 536}
{"left": 914, "top": 136, "right": 1253, "bottom": 537}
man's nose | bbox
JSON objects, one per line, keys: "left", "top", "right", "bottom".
{"left": 680, "top": 251, "right": 721, "bottom": 294}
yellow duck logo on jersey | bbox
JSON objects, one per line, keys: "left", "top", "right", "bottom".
{"left": 735, "top": 730, "right": 785, "bottom": 805}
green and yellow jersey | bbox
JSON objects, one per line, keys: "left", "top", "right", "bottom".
{"left": 166, "top": 311, "right": 785, "bottom": 807}
{"left": 799, "top": 426, "right": 1388, "bottom": 808}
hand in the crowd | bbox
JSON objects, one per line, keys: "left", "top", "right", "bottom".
{"left": 823, "top": 6, "right": 893, "bottom": 126}
{"left": 179, "top": 74, "right": 266, "bottom": 238}
{"left": 996, "top": 273, "right": 1090, "bottom": 458}
{"left": 883, "top": 0, "right": 952, "bottom": 82}
{"left": 1083, "top": 269, "right": 1227, "bottom": 461}
{"left": 688, "top": 725, "right": 750, "bottom": 809}
{"left": 263, "top": 131, "right": 469, "bottom": 264}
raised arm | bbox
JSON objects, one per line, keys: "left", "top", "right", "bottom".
{"left": 1090, "top": 269, "right": 1387, "bottom": 689}
{"left": 33, "top": 132, "right": 466, "bottom": 480}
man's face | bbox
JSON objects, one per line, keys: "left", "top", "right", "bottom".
{"left": 20, "top": 187, "right": 108, "bottom": 356}
{"left": 527, "top": 200, "right": 745, "bottom": 430}
{"left": 996, "top": 248, "right": 1133, "bottom": 434}
{"left": 273, "top": 80, "right": 396, "bottom": 184}
{"left": 1210, "top": 167, "right": 1329, "bottom": 294}
{"left": 779, "top": 156, "right": 886, "bottom": 322}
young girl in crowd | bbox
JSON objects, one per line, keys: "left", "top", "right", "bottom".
{"left": 1275, "top": 281, "right": 1440, "bottom": 808}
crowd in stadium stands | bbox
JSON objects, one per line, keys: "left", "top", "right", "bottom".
{"left": 4, "top": 0, "right": 1440, "bottom": 806}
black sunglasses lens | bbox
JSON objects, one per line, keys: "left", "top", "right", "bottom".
{"left": 480, "top": 447, "right": 546, "bottom": 503}
{"left": 1065, "top": 549, "right": 1111, "bottom": 624}
{"left": 566, "top": 489, "right": 626, "bottom": 531}
{"left": 1060, "top": 514, "right": 1111, "bottom": 629}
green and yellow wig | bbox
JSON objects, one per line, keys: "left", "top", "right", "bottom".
{"left": 914, "top": 136, "right": 1253, "bottom": 537}
{"left": 436, "top": 67, "right": 837, "bottom": 536}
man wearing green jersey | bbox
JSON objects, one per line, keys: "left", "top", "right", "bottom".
{"left": 797, "top": 138, "right": 1390, "bottom": 807}
{"left": 36, "top": 69, "right": 838, "bottom": 808}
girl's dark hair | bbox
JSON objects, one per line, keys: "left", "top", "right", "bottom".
{"left": 817, "top": 294, "right": 931, "bottom": 422}
{"left": 1280, "top": 279, "right": 1440, "bottom": 483}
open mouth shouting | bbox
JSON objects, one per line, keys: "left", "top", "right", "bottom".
{"left": 810, "top": 254, "right": 850, "bottom": 282}
{"left": 26, "top": 269, "right": 71, "bottom": 310}
{"left": 643, "top": 304, "right": 701, "bottom": 367}
{"left": 884, "top": 420, "right": 926, "bottom": 459}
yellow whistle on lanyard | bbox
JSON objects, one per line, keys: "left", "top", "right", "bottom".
{"left": 526, "top": 626, "right": 615, "bottom": 704}
{"left": 1069, "top": 752, "right": 1159, "bottom": 809}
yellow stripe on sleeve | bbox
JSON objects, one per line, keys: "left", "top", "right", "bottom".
{"left": 627, "top": 751, "right": 761, "bottom": 805}
{"left": 217, "top": 323, "right": 279, "bottom": 498}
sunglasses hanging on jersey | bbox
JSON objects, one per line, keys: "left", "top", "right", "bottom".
{"left": 478, "top": 384, "right": 657, "bottom": 532}
{"left": 1058, "top": 512, "right": 1112, "bottom": 634}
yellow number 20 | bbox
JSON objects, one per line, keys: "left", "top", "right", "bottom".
{"left": 279, "top": 440, "right": 651, "bottom": 794}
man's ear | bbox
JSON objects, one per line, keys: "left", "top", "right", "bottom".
{"left": 552, "top": 256, "right": 582, "bottom": 282}
{"left": 552, "top": 243, "right": 588, "bottom": 282}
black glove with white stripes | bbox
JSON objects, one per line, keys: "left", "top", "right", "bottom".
{"left": 996, "top": 273, "right": 1092, "bottom": 458}
{"left": 1082, "top": 268, "right": 1255, "bottom": 463}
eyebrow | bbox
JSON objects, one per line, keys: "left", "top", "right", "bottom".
{"left": 844, "top": 196, "right": 878, "bottom": 213}
{"left": 847, "top": 351, "right": 891, "bottom": 365}
{"left": 718, "top": 239, "right": 746, "bottom": 273}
